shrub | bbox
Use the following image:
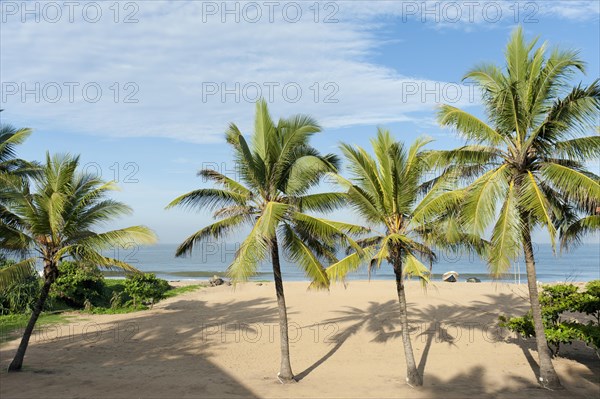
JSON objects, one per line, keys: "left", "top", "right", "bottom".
{"left": 123, "top": 273, "right": 169, "bottom": 307}
{"left": 500, "top": 281, "right": 600, "bottom": 357}
{"left": 50, "top": 261, "right": 105, "bottom": 308}
{"left": 0, "top": 260, "right": 41, "bottom": 315}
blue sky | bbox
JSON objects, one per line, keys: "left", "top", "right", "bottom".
{"left": 1, "top": 0, "right": 599, "bottom": 244}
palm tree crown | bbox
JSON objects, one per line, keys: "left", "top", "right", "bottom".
{"left": 438, "top": 27, "right": 600, "bottom": 273}
{"left": 168, "top": 100, "right": 363, "bottom": 287}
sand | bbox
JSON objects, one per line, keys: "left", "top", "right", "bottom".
{"left": 1, "top": 281, "right": 598, "bottom": 398}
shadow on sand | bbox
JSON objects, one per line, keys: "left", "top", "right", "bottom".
{"left": 0, "top": 296, "right": 281, "bottom": 398}
{"left": 295, "top": 290, "right": 599, "bottom": 398}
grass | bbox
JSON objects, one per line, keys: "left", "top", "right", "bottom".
{"left": 0, "top": 279, "right": 202, "bottom": 342}
{"left": 0, "top": 313, "right": 71, "bottom": 344}
{"left": 163, "top": 284, "right": 202, "bottom": 299}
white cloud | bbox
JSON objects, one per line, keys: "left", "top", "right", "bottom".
{"left": 1, "top": 1, "right": 596, "bottom": 143}
{"left": 0, "top": 1, "right": 482, "bottom": 143}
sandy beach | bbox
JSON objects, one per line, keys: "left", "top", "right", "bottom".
{"left": 1, "top": 281, "right": 598, "bottom": 398}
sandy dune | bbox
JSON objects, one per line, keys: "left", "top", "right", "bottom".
{"left": 1, "top": 281, "right": 598, "bottom": 398}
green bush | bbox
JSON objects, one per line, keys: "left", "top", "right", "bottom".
{"left": 50, "top": 261, "right": 105, "bottom": 308}
{"left": 500, "top": 281, "right": 600, "bottom": 357}
{"left": 0, "top": 260, "right": 41, "bottom": 315}
{"left": 123, "top": 273, "right": 169, "bottom": 307}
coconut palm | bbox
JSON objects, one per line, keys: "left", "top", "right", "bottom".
{"left": 2, "top": 153, "right": 157, "bottom": 371}
{"left": 325, "top": 130, "right": 482, "bottom": 386}
{"left": 167, "top": 100, "right": 365, "bottom": 382}
{"left": 0, "top": 117, "right": 41, "bottom": 283}
{"left": 437, "top": 27, "right": 600, "bottom": 389}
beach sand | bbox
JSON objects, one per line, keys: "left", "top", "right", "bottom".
{"left": 1, "top": 281, "right": 598, "bottom": 398}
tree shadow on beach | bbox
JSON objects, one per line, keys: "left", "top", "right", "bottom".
{"left": 295, "top": 301, "right": 399, "bottom": 381}
{"left": 0, "top": 296, "right": 282, "bottom": 398}
{"left": 296, "top": 288, "right": 598, "bottom": 397}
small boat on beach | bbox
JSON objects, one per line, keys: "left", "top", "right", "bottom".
{"left": 443, "top": 271, "right": 459, "bottom": 282}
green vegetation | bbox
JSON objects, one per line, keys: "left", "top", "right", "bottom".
{"left": 51, "top": 261, "right": 106, "bottom": 309}
{"left": 500, "top": 281, "right": 600, "bottom": 357}
{"left": 0, "top": 313, "right": 70, "bottom": 344}
{"left": 124, "top": 273, "right": 170, "bottom": 307}
{"left": 0, "top": 259, "right": 40, "bottom": 315}
{"left": 163, "top": 284, "right": 202, "bottom": 299}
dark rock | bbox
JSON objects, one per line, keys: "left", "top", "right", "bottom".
{"left": 466, "top": 277, "right": 482, "bottom": 283}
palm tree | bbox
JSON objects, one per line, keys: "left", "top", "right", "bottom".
{"left": 1, "top": 153, "right": 157, "bottom": 371}
{"left": 325, "top": 130, "right": 481, "bottom": 386}
{"left": 167, "top": 100, "right": 364, "bottom": 382}
{"left": 0, "top": 116, "right": 41, "bottom": 283}
{"left": 437, "top": 27, "right": 600, "bottom": 389}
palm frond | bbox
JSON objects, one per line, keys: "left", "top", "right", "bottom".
{"left": 0, "top": 257, "right": 36, "bottom": 290}
{"left": 489, "top": 182, "right": 521, "bottom": 277}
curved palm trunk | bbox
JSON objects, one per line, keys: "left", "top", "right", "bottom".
{"left": 392, "top": 259, "right": 423, "bottom": 386}
{"left": 522, "top": 226, "right": 562, "bottom": 390}
{"left": 8, "top": 272, "right": 53, "bottom": 372}
{"left": 270, "top": 237, "right": 295, "bottom": 383}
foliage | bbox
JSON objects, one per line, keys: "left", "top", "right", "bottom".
{"left": 500, "top": 281, "right": 600, "bottom": 356}
{"left": 326, "top": 130, "right": 486, "bottom": 284}
{"left": 0, "top": 259, "right": 41, "bottom": 315}
{"left": 0, "top": 117, "right": 41, "bottom": 287}
{"left": 50, "top": 261, "right": 105, "bottom": 308}
{"left": 167, "top": 99, "right": 365, "bottom": 289}
{"left": 123, "top": 273, "right": 170, "bottom": 307}
{"left": 0, "top": 153, "right": 157, "bottom": 286}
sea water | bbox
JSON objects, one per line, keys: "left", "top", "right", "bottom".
{"left": 106, "top": 242, "right": 599, "bottom": 283}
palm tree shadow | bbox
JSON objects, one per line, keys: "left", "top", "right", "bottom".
{"left": 296, "top": 300, "right": 403, "bottom": 381}
{"left": 0, "top": 296, "right": 280, "bottom": 398}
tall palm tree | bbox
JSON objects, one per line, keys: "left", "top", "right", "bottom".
{"left": 1, "top": 153, "right": 157, "bottom": 371}
{"left": 325, "top": 130, "right": 481, "bottom": 386}
{"left": 167, "top": 100, "right": 364, "bottom": 382}
{"left": 437, "top": 27, "right": 600, "bottom": 389}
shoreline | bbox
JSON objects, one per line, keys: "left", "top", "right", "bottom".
{"left": 164, "top": 278, "right": 596, "bottom": 288}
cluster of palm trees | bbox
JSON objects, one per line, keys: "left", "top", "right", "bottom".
{"left": 169, "top": 28, "right": 599, "bottom": 389}
{"left": 1, "top": 27, "right": 598, "bottom": 390}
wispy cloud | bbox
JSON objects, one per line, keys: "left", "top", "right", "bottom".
{"left": 1, "top": 1, "right": 596, "bottom": 143}
{"left": 0, "top": 1, "right": 481, "bottom": 143}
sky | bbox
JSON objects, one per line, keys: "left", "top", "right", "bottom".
{"left": 1, "top": 0, "right": 599, "bottom": 244}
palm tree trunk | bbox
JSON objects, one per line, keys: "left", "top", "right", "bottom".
{"left": 392, "top": 258, "right": 423, "bottom": 386}
{"left": 270, "top": 237, "right": 295, "bottom": 383}
{"left": 522, "top": 225, "right": 563, "bottom": 390}
{"left": 8, "top": 277, "right": 52, "bottom": 371}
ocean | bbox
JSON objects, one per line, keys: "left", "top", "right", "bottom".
{"left": 105, "top": 242, "right": 600, "bottom": 283}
